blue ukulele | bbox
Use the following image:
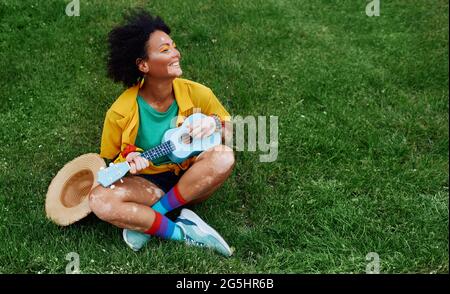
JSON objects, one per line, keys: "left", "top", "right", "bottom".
{"left": 97, "top": 113, "right": 221, "bottom": 188}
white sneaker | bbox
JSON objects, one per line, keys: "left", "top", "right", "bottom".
{"left": 122, "top": 229, "right": 151, "bottom": 252}
{"left": 176, "top": 209, "right": 234, "bottom": 257}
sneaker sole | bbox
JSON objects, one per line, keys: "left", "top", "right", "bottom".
{"left": 122, "top": 229, "right": 140, "bottom": 252}
{"left": 180, "top": 209, "right": 233, "bottom": 256}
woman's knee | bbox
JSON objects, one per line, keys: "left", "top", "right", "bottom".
{"left": 210, "top": 145, "right": 235, "bottom": 175}
{"left": 89, "top": 186, "right": 120, "bottom": 222}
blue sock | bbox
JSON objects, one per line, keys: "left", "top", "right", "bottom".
{"left": 152, "top": 185, "right": 187, "bottom": 215}
{"left": 152, "top": 201, "right": 168, "bottom": 215}
{"left": 144, "top": 211, "right": 184, "bottom": 241}
{"left": 171, "top": 225, "right": 184, "bottom": 241}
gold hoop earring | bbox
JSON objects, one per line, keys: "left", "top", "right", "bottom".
{"left": 139, "top": 77, "right": 145, "bottom": 88}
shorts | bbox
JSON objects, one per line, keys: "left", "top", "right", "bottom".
{"left": 137, "top": 171, "right": 185, "bottom": 193}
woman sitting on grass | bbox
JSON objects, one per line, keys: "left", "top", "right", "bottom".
{"left": 89, "top": 9, "right": 235, "bottom": 257}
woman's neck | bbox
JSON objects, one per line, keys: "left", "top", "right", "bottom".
{"left": 139, "top": 77, "right": 175, "bottom": 104}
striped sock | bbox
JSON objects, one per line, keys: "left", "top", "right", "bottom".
{"left": 152, "top": 185, "right": 187, "bottom": 215}
{"left": 144, "top": 211, "right": 183, "bottom": 241}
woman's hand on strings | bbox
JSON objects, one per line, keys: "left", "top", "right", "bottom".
{"left": 185, "top": 116, "right": 216, "bottom": 139}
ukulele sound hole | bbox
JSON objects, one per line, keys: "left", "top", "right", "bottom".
{"left": 180, "top": 133, "right": 193, "bottom": 144}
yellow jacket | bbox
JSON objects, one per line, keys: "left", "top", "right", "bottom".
{"left": 100, "top": 78, "right": 231, "bottom": 175}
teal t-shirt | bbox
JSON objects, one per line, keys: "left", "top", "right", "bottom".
{"left": 135, "top": 95, "right": 179, "bottom": 165}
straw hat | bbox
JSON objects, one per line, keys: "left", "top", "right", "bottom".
{"left": 45, "top": 153, "right": 106, "bottom": 226}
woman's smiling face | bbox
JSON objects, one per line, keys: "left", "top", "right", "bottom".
{"left": 140, "top": 30, "right": 182, "bottom": 79}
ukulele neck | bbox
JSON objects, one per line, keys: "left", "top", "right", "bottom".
{"left": 140, "top": 141, "right": 176, "bottom": 162}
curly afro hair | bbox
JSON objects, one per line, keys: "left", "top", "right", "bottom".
{"left": 107, "top": 9, "right": 171, "bottom": 87}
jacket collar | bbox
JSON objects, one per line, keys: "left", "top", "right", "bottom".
{"left": 172, "top": 78, "right": 194, "bottom": 113}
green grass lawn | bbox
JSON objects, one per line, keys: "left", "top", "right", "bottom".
{"left": 0, "top": 0, "right": 448, "bottom": 273}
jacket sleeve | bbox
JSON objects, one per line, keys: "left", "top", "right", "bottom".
{"left": 99, "top": 109, "right": 123, "bottom": 160}
{"left": 202, "top": 88, "right": 231, "bottom": 122}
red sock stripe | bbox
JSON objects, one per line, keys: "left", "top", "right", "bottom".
{"left": 145, "top": 211, "right": 162, "bottom": 235}
{"left": 173, "top": 185, "right": 187, "bottom": 205}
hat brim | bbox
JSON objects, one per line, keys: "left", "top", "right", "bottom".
{"left": 45, "top": 153, "right": 106, "bottom": 226}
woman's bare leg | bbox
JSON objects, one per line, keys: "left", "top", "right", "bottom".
{"left": 89, "top": 176, "right": 164, "bottom": 232}
{"left": 176, "top": 144, "right": 235, "bottom": 204}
